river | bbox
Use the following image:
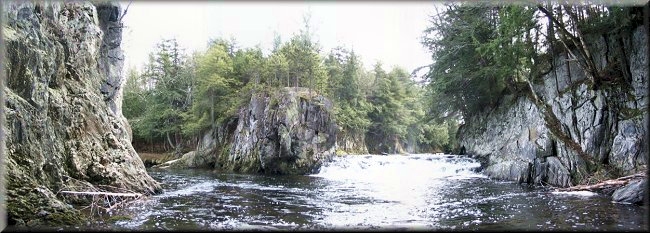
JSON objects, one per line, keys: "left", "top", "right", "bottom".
{"left": 99, "top": 154, "right": 647, "bottom": 231}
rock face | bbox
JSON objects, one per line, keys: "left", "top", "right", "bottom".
{"left": 336, "top": 131, "right": 369, "bottom": 155}
{"left": 172, "top": 87, "right": 337, "bottom": 175}
{"left": 3, "top": 1, "right": 161, "bottom": 225}
{"left": 612, "top": 179, "right": 647, "bottom": 204}
{"left": 458, "top": 25, "right": 648, "bottom": 188}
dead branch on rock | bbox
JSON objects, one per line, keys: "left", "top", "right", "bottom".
{"left": 57, "top": 176, "right": 148, "bottom": 219}
{"left": 554, "top": 172, "right": 646, "bottom": 193}
{"left": 59, "top": 191, "right": 142, "bottom": 197}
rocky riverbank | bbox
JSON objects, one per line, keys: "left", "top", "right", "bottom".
{"left": 3, "top": 1, "right": 161, "bottom": 226}
{"left": 458, "top": 24, "right": 647, "bottom": 203}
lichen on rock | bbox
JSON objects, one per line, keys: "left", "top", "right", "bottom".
{"left": 612, "top": 179, "right": 647, "bottom": 204}
{"left": 169, "top": 87, "right": 337, "bottom": 175}
{"left": 3, "top": 1, "right": 161, "bottom": 226}
{"left": 458, "top": 25, "right": 647, "bottom": 189}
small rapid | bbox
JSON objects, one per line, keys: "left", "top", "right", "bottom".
{"left": 101, "top": 154, "right": 646, "bottom": 231}
{"left": 307, "top": 154, "right": 488, "bottom": 229}
{"left": 313, "top": 153, "right": 486, "bottom": 180}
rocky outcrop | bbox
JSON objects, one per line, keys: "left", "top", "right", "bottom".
{"left": 459, "top": 25, "right": 648, "bottom": 189}
{"left": 170, "top": 87, "right": 337, "bottom": 175}
{"left": 336, "top": 131, "right": 369, "bottom": 155}
{"left": 3, "top": 1, "right": 161, "bottom": 225}
{"left": 612, "top": 179, "right": 647, "bottom": 204}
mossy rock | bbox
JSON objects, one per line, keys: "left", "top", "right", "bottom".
{"left": 44, "top": 211, "right": 86, "bottom": 226}
{"left": 105, "top": 215, "right": 132, "bottom": 223}
{"left": 7, "top": 192, "right": 86, "bottom": 227}
{"left": 619, "top": 107, "right": 644, "bottom": 120}
{"left": 335, "top": 149, "right": 348, "bottom": 156}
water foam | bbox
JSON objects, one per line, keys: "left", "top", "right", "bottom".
{"left": 551, "top": 191, "right": 598, "bottom": 197}
{"left": 312, "top": 154, "right": 485, "bottom": 182}
{"left": 159, "top": 181, "right": 219, "bottom": 197}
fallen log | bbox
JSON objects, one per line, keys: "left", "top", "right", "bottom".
{"left": 554, "top": 172, "right": 646, "bottom": 193}
{"left": 58, "top": 190, "right": 148, "bottom": 218}
{"left": 59, "top": 191, "right": 142, "bottom": 198}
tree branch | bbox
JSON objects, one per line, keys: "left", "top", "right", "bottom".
{"left": 537, "top": 5, "right": 600, "bottom": 85}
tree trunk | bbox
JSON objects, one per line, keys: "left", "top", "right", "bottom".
{"left": 166, "top": 133, "right": 174, "bottom": 149}
{"left": 309, "top": 69, "right": 312, "bottom": 96}
{"left": 210, "top": 93, "right": 215, "bottom": 130}
{"left": 537, "top": 6, "right": 600, "bottom": 86}
{"left": 174, "top": 132, "right": 183, "bottom": 157}
{"left": 554, "top": 173, "right": 645, "bottom": 192}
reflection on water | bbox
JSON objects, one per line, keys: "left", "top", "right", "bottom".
{"left": 105, "top": 154, "right": 646, "bottom": 231}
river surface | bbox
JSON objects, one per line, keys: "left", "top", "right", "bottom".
{"left": 103, "top": 154, "right": 646, "bottom": 231}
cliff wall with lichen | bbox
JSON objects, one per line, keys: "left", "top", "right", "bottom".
{"left": 3, "top": 1, "right": 161, "bottom": 226}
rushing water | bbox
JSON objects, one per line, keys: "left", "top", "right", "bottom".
{"left": 103, "top": 154, "right": 646, "bottom": 231}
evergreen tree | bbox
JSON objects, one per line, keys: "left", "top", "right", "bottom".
{"left": 183, "top": 40, "right": 237, "bottom": 136}
{"left": 124, "top": 38, "right": 195, "bottom": 155}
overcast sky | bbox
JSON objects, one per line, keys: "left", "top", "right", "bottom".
{"left": 120, "top": 1, "right": 442, "bottom": 75}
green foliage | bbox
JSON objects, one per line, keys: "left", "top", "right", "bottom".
{"left": 419, "top": 123, "right": 449, "bottom": 151}
{"left": 421, "top": 3, "right": 643, "bottom": 164}
{"left": 123, "top": 17, "right": 458, "bottom": 155}
{"left": 420, "top": 4, "right": 547, "bottom": 152}
{"left": 183, "top": 40, "right": 238, "bottom": 135}
{"left": 233, "top": 46, "right": 264, "bottom": 85}
{"left": 422, "top": 3, "right": 642, "bottom": 120}
{"left": 122, "top": 67, "right": 147, "bottom": 120}
{"left": 365, "top": 64, "right": 437, "bottom": 153}
{"left": 569, "top": 5, "right": 643, "bottom": 36}
{"left": 422, "top": 4, "right": 510, "bottom": 119}
{"left": 277, "top": 34, "right": 327, "bottom": 91}
{"left": 325, "top": 47, "right": 373, "bottom": 140}
{"left": 262, "top": 52, "right": 290, "bottom": 88}
{"left": 123, "top": 38, "right": 195, "bottom": 154}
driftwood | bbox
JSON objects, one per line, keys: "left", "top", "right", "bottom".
{"left": 554, "top": 172, "right": 646, "bottom": 192}
{"left": 59, "top": 191, "right": 142, "bottom": 198}
{"left": 58, "top": 189, "right": 146, "bottom": 216}
{"left": 55, "top": 176, "right": 150, "bottom": 219}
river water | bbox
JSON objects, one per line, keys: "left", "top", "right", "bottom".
{"left": 104, "top": 154, "right": 646, "bottom": 231}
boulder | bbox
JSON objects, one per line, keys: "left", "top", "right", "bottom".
{"left": 226, "top": 88, "right": 337, "bottom": 174}
{"left": 612, "top": 179, "right": 647, "bottom": 204}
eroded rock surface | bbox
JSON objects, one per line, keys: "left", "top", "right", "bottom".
{"left": 170, "top": 87, "right": 337, "bottom": 175}
{"left": 612, "top": 179, "right": 647, "bottom": 204}
{"left": 3, "top": 1, "right": 161, "bottom": 225}
{"left": 459, "top": 25, "right": 648, "bottom": 188}
{"left": 336, "top": 131, "right": 369, "bottom": 155}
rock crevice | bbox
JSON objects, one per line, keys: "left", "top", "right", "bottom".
{"left": 459, "top": 25, "right": 647, "bottom": 189}
{"left": 170, "top": 88, "right": 337, "bottom": 175}
{"left": 4, "top": 1, "right": 161, "bottom": 225}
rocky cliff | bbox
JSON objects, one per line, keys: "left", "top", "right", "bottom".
{"left": 3, "top": 1, "right": 161, "bottom": 225}
{"left": 459, "top": 25, "right": 647, "bottom": 190}
{"left": 336, "top": 131, "right": 369, "bottom": 155}
{"left": 168, "top": 87, "right": 337, "bottom": 175}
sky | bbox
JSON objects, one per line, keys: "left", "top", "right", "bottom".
{"left": 120, "top": 1, "right": 442, "bottom": 76}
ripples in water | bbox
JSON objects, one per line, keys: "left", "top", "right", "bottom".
{"left": 104, "top": 154, "right": 646, "bottom": 231}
